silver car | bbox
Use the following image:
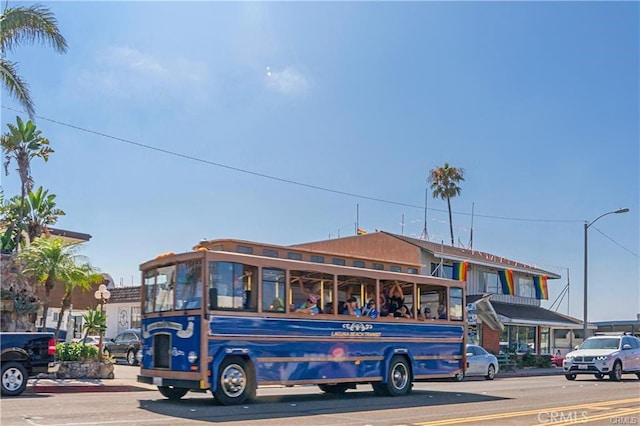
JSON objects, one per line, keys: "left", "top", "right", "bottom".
{"left": 455, "top": 344, "right": 499, "bottom": 381}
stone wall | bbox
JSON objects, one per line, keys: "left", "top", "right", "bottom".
{"left": 37, "top": 361, "right": 115, "bottom": 380}
{"left": 1, "top": 254, "right": 39, "bottom": 332}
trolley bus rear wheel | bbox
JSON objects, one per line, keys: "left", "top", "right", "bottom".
{"left": 214, "top": 356, "right": 255, "bottom": 406}
{"left": 382, "top": 355, "right": 412, "bottom": 397}
{"left": 318, "top": 383, "right": 349, "bottom": 394}
{"left": 158, "top": 386, "right": 189, "bottom": 400}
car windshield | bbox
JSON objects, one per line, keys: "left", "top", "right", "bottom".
{"left": 580, "top": 338, "right": 620, "bottom": 350}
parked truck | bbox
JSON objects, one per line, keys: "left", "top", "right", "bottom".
{"left": 0, "top": 332, "right": 59, "bottom": 396}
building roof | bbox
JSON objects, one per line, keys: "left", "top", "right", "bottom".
{"left": 468, "top": 294, "right": 582, "bottom": 327}
{"left": 384, "top": 231, "right": 561, "bottom": 279}
{"left": 108, "top": 286, "right": 140, "bottom": 304}
{"left": 48, "top": 227, "right": 92, "bottom": 244}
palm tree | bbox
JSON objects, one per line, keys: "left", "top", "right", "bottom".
{"left": 1, "top": 3, "right": 68, "bottom": 118}
{"left": 81, "top": 308, "right": 106, "bottom": 343}
{"left": 2, "top": 116, "right": 54, "bottom": 249}
{"left": 54, "top": 263, "right": 103, "bottom": 341}
{"left": 2, "top": 187, "right": 65, "bottom": 249}
{"left": 0, "top": 189, "right": 18, "bottom": 253}
{"left": 428, "top": 163, "right": 465, "bottom": 246}
{"left": 23, "top": 186, "right": 65, "bottom": 244}
{"left": 17, "top": 237, "right": 92, "bottom": 330}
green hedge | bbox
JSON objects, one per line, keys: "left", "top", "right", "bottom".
{"left": 56, "top": 343, "right": 99, "bottom": 362}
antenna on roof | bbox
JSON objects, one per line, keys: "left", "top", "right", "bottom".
{"left": 469, "top": 202, "right": 475, "bottom": 250}
{"left": 421, "top": 187, "right": 429, "bottom": 241}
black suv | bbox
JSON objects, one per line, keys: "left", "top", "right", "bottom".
{"left": 103, "top": 328, "right": 142, "bottom": 366}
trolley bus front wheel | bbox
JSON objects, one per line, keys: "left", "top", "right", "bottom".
{"left": 158, "top": 385, "right": 189, "bottom": 400}
{"left": 213, "top": 356, "right": 256, "bottom": 406}
{"left": 376, "top": 355, "right": 412, "bottom": 397}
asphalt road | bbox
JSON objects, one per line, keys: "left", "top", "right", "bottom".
{"left": 2, "top": 369, "right": 639, "bottom": 426}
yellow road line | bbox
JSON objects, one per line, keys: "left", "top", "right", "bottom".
{"left": 546, "top": 407, "right": 640, "bottom": 426}
{"left": 414, "top": 397, "right": 640, "bottom": 426}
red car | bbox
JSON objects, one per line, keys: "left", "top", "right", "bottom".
{"left": 551, "top": 354, "right": 564, "bottom": 367}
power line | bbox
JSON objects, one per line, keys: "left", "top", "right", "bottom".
{"left": 0, "top": 106, "right": 593, "bottom": 225}
{"left": 592, "top": 226, "right": 639, "bottom": 258}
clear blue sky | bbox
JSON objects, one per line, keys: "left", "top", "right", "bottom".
{"left": 2, "top": 2, "right": 638, "bottom": 322}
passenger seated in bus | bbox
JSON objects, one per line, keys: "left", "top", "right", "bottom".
{"left": 422, "top": 306, "right": 434, "bottom": 320}
{"left": 324, "top": 301, "right": 333, "bottom": 314}
{"left": 362, "top": 299, "right": 375, "bottom": 316}
{"left": 269, "top": 297, "right": 285, "bottom": 312}
{"left": 437, "top": 304, "right": 447, "bottom": 319}
{"left": 296, "top": 296, "right": 319, "bottom": 314}
{"left": 342, "top": 297, "right": 361, "bottom": 316}
{"left": 388, "top": 282, "right": 404, "bottom": 315}
{"left": 394, "top": 304, "right": 412, "bottom": 319}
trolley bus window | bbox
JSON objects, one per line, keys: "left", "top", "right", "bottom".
{"left": 209, "top": 262, "right": 258, "bottom": 311}
{"left": 155, "top": 266, "right": 175, "bottom": 312}
{"left": 450, "top": 287, "right": 464, "bottom": 321}
{"left": 263, "top": 268, "right": 286, "bottom": 313}
{"left": 144, "top": 266, "right": 176, "bottom": 313}
{"left": 175, "top": 260, "right": 202, "bottom": 310}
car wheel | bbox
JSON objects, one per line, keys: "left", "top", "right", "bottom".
{"left": 1, "top": 362, "right": 28, "bottom": 396}
{"left": 452, "top": 372, "right": 464, "bottom": 382}
{"left": 318, "top": 384, "right": 349, "bottom": 394}
{"left": 485, "top": 364, "right": 496, "bottom": 380}
{"left": 594, "top": 373, "right": 604, "bottom": 380}
{"left": 609, "top": 361, "right": 622, "bottom": 382}
{"left": 158, "top": 386, "right": 189, "bottom": 400}
{"left": 213, "top": 356, "right": 255, "bottom": 406}
{"left": 565, "top": 374, "right": 576, "bottom": 381}
{"left": 126, "top": 350, "right": 137, "bottom": 366}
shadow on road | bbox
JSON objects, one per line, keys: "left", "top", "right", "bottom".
{"left": 138, "top": 388, "right": 508, "bottom": 423}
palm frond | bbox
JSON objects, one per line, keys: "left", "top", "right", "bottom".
{"left": 0, "top": 58, "right": 34, "bottom": 118}
{"left": 0, "top": 5, "right": 68, "bottom": 54}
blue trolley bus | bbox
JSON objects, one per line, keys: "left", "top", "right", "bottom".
{"left": 137, "top": 238, "right": 467, "bottom": 405}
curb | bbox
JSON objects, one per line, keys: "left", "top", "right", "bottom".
{"left": 32, "top": 384, "right": 140, "bottom": 393}
{"left": 27, "top": 379, "right": 156, "bottom": 394}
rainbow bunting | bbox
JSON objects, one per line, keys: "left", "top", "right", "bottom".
{"left": 452, "top": 261, "right": 468, "bottom": 281}
{"left": 356, "top": 228, "right": 367, "bottom": 235}
{"left": 533, "top": 275, "right": 549, "bottom": 300}
{"left": 498, "top": 269, "right": 515, "bottom": 295}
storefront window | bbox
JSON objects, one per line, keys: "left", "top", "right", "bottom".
{"left": 500, "top": 324, "right": 536, "bottom": 353}
{"left": 540, "top": 327, "right": 550, "bottom": 354}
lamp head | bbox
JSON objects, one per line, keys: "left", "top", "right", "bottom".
{"left": 614, "top": 208, "right": 629, "bottom": 214}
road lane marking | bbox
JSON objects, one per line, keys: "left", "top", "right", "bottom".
{"left": 413, "top": 397, "right": 640, "bottom": 425}
{"left": 545, "top": 407, "right": 640, "bottom": 426}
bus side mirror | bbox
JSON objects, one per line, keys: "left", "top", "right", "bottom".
{"left": 209, "top": 288, "right": 218, "bottom": 310}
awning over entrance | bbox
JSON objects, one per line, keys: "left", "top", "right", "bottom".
{"left": 468, "top": 295, "right": 585, "bottom": 329}
{"left": 469, "top": 294, "right": 504, "bottom": 331}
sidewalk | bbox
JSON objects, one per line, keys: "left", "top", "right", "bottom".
{"left": 26, "top": 366, "right": 565, "bottom": 394}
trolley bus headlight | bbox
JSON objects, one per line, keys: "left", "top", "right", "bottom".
{"left": 188, "top": 351, "right": 198, "bottom": 364}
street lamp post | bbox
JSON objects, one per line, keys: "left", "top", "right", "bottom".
{"left": 94, "top": 284, "right": 111, "bottom": 354}
{"left": 583, "top": 208, "right": 629, "bottom": 340}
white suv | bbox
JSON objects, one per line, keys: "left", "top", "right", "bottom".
{"left": 563, "top": 334, "right": 640, "bottom": 381}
